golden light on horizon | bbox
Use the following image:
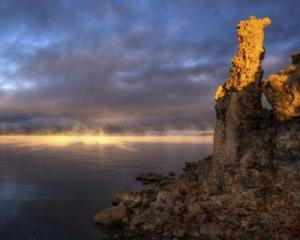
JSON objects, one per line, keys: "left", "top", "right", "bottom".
{"left": 0, "top": 134, "right": 213, "bottom": 149}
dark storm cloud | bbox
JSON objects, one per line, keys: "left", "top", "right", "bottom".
{"left": 0, "top": 0, "right": 299, "bottom": 133}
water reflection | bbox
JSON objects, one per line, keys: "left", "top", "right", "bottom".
{"left": 0, "top": 182, "right": 37, "bottom": 201}
{"left": 0, "top": 135, "right": 212, "bottom": 148}
{"left": 0, "top": 135, "right": 212, "bottom": 240}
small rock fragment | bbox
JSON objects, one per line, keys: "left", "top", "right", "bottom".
{"left": 94, "top": 204, "right": 127, "bottom": 226}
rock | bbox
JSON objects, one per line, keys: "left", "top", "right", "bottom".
{"left": 200, "top": 201, "right": 224, "bottom": 212}
{"left": 172, "top": 229, "right": 185, "bottom": 238}
{"left": 150, "top": 190, "right": 172, "bottom": 210}
{"left": 136, "top": 172, "right": 175, "bottom": 185}
{"left": 112, "top": 190, "right": 142, "bottom": 207}
{"left": 142, "top": 222, "right": 156, "bottom": 232}
{"left": 215, "top": 16, "right": 271, "bottom": 95}
{"left": 240, "top": 152, "right": 257, "bottom": 168}
{"left": 196, "top": 155, "right": 213, "bottom": 182}
{"left": 183, "top": 161, "right": 198, "bottom": 172}
{"left": 211, "top": 16, "right": 271, "bottom": 193}
{"left": 292, "top": 49, "right": 300, "bottom": 65}
{"left": 94, "top": 204, "right": 127, "bottom": 226}
{"left": 274, "top": 120, "right": 300, "bottom": 161}
{"left": 186, "top": 201, "right": 204, "bottom": 217}
{"left": 200, "top": 223, "right": 223, "bottom": 238}
{"left": 263, "top": 52, "right": 300, "bottom": 120}
{"left": 94, "top": 17, "right": 300, "bottom": 240}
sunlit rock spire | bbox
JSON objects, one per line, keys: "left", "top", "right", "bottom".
{"left": 215, "top": 16, "right": 271, "bottom": 99}
{"left": 210, "top": 16, "right": 271, "bottom": 193}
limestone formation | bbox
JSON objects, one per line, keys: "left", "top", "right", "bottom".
{"left": 263, "top": 49, "right": 300, "bottom": 120}
{"left": 211, "top": 16, "right": 271, "bottom": 193}
{"left": 215, "top": 16, "right": 271, "bottom": 96}
{"left": 94, "top": 17, "right": 300, "bottom": 240}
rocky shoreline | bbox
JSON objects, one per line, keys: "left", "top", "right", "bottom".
{"left": 94, "top": 17, "right": 300, "bottom": 240}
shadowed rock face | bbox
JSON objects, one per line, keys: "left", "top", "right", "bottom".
{"left": 292, "top": 49, "right": 300, "bottom": 65}
{"left": 94, "top": 17, "right": 300, "bottom": 240}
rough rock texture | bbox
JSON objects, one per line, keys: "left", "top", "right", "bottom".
{"left": 211, "top": 16, "right": 271, "bottom": 194}
{"left": 94, "top": 17, "right": 300, "bottom": 240}
{"left": 136, "top": 172, "right": 176, "bottom": 186}
{"left": 263, "top": 49, "right": 300, "bottom": 120}
{"left": 94, "top": 204, "right": 128, "bottom": 227}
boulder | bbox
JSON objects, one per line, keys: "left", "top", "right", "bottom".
{"left": 94, "top": 204, "right": 127, "bottom": 226}
{"left": 112, "top": 190, "right": 142, "bottom": 207}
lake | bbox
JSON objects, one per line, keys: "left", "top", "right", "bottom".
{"left": 0, "top": 135, "right": 213, "bottom": 240}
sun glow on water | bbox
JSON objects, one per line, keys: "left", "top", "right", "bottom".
{"left": 0, "top": 134, "right": 213, "bottom": 148}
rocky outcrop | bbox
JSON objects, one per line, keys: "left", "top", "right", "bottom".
{"left": 263, "top": 49, "right": 300, "bottom": 120}
{"left": 94, "top": 17, "right": 300, "bottom": 240}
{"left": 210, "top": 16, "right": 271, "bottom": 194}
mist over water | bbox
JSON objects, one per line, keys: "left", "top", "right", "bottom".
{"left": 0, "top": 135, "right": 212, "bottom": 240}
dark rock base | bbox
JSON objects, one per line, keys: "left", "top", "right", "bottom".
{"left": 94, "top": 155, "right": 300, "bottom": 240}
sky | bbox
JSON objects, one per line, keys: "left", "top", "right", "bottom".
{"left": 0, "top": 0, "right": 299, "bottom": 134}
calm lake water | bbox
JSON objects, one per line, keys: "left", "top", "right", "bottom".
{"left": 0, "top": 135, "right": 212, "bottom": 240}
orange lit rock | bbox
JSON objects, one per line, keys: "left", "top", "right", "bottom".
{"left": 215, "top": 16, "right": 271, "bottom": 99}
{"left": 263, "top": 50, "right": 300, "bottom": 120}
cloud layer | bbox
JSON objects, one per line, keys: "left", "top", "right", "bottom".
{"left": 0, "top": 0, "right": 299, "bottom": 133}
